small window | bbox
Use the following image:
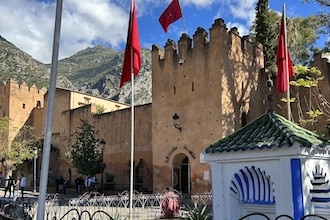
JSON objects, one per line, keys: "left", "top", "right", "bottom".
{"left": 22, "top": 103, "right": 26, "bottom": 109}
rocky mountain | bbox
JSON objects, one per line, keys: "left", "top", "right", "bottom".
{"left": 0, "top": 36, "right": 152, "bottom": 105}
{"left": 0, "top": 36, "right": 49, "bottom": 88}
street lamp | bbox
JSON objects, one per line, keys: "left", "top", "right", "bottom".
{"left": 33, "top": 146, "right": 38, "bottom": 192}
{"left": 99, "top": 139, "right": 106, "bottom": 189}
{"left": 172, "top": 113, "right": 182, "bottom": 131}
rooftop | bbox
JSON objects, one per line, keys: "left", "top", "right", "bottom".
{"left": 205, "top": 110, "right": 330, "bottom": 154}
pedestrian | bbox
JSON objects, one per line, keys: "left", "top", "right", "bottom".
{"left": 3, "top": 175, "right": 14, "bottom": 198}
{"left": 58, "top": 176, "right": 64, "bottom": 193}
{"left": 20, "top": 174, "right": 27, "bottom": 198}
{"left": 63, "top": 179, "right": 69, "bottom": 194}
{"left": 75, "top": 176, "right": 84, "bottom": 194}
{"left": 85, "top": 176, "right": 95, "bottom": 191}
{"left": 13, "top": 177, "right": 20, "bottom": 199}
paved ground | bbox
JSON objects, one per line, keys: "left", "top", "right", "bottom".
{"left": 0, "top": 188, "right": 37, "bottom": 199}
{"left": 0, "top": 187, "right": 81, "bottom": 202}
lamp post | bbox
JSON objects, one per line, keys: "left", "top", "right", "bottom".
{"left": 99, "top": 139, "right": 106, "bottom": 189}
{"left": 172, "top": 113, "right": 182, "bottom": 131}
{"left": 33, "top": 146, "right": 38, "bottom": 192}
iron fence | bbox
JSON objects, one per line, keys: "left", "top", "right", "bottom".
{"left": 1, "top": 194, "right": 329, "bottom": 220}
{"left": 0, "top": 191, "right": 212, "bottom": 220}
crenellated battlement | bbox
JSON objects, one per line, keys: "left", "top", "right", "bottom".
{"left": 311, "top": 53, "right": 330, "bottom": 94}
{"left": 0, "top": 79, "right": 46, "bottom": 94}
{"left": 312, "top": 52, "right": 330, "bottom": 67}
{"left": 152, "top": 18, "right": 263, "bottom": 63}
{"left": 0, "top": 79, "right": 46, "bottom": 117}
{"left": 151, "top": 18, "right": 264, "bottom": 108}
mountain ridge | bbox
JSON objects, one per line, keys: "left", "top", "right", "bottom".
{"left": 0, "top": 36, "right": 152, "bottom": 105}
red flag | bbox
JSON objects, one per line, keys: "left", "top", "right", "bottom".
{"left": 120, "top": 0, "right": 141, "bottom": 88}
{"left": 276, "top": 11, "right": 294, "bottom": 93}
{"left": 159, "top": 0, "right": 182, "bottom": 33}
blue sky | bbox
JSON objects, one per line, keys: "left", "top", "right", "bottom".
{"left": 0, "top": 0, "right": 328, "bottom": 63}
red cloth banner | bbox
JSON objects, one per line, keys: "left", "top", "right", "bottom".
{"left": 159, "top": 0, "right": 182, "bottom": 33}
{"left": 120, "top": 0, "right": 141, "bottom": 88}
{"left": 276, "top": 12, "right": 294, "bottom": 93}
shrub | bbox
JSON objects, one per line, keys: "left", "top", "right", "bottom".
{"left": 181, "top": 204, "right": 212, "bottom": 220}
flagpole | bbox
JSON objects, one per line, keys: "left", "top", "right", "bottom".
{"left": 178, "top": 0, "right": 188, "bottom": 34}
{"left": 283, "top": 4, "right": 291, "bottom": 120}
{"left": 129, "top": 0, "right": 135, "bottom": 219}
{"left": 37, "top": 0, "right": 63, "bottom": 219}
{"left": 121, "top": 1, "right": 140, "bottom": 217}
{"left": 129, "top": 49, "right": 135, "bottom": 220}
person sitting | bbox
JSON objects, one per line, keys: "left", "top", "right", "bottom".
{"left": 161, "top": 188, "right": 180, "bottom": 218}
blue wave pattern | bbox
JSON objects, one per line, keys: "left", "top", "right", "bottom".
{"left": 310, "top": 165, "right": 330, "bottom": 203}
{"left": 230, "top": 166, "right": 275, "bottom": 204}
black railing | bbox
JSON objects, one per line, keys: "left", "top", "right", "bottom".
{"left": 58, "top": 209, "right": 114, "bottom": 220}
{"left": 239, "top": 213, "right": 329, "bottom": 220}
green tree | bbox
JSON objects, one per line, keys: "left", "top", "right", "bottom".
{"left": 253, "top": 0, "right": 327, "bottom": 69}
{"left": 288, "top": 16, "right": 322, "bottom": 65}
{"left": 290, "top": 65, "right": 328, "bottom": 128}
{"left": 253, "top": 1, "right": 330, "bottom": 135}
{"left": 0, "top": 117, "right": 10, "bottom": 155}
{"left": 68, "top": 120, "right": 103, "bottom": 177}
{"left": 0, "top": 117, "right": 39, "bottom": 172}
{"left": 254, "top": 0, "right": 278, "bottom": 76}
{"left": 303, "top": 0, "right": 330, "bottom": 8}
{"left": 304, "top": 0, "right": 330, "bottom": 51}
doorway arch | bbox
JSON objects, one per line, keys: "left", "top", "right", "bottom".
{"left": 172, "top": 153, "right": 190, "bottom": 193}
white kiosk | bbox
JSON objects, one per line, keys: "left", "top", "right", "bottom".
{"left": 203, "top": 110, "right": 330, "bottom": 220}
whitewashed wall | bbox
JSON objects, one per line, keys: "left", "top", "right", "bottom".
{"left": 204, "top": 143, "right": 330, "bottom": 220}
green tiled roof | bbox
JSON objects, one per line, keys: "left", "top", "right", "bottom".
{"left": 205, "top": 110, "right": 330, "bottom": 154}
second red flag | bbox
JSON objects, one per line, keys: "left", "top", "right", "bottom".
{"left": 159, "top": 0, "right": 182, "bottom": 33}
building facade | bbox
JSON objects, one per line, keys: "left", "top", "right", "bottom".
{"left": 151, "top": 18, "right": 265, "bottom": 193}
{"left": 1, "top": 18, "right": 329, "bottom": 194}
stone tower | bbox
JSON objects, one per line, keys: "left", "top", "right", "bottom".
{"left": 0, "top": 80, "right": 45, "bottom": 178}
{"left": 151, "top": 18, "right": 266, "bottom": 193}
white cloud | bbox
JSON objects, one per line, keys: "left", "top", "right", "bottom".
{"left": 154, "top": 0, "right": 218, "bottom": 8}
{"left": 0, "top": 0, "right": 56, "bottom": 63}
{"left": 226, "top": 22, "right": 250, "bottom": 36}
{"left": 0, "top": 0, "right": 129, "bottom": 63}
{"left": 0, "top": 0, "right": 257, "bottom": 63}
{"left": 182, "top": 0, "right": 218, "bottom": 7}
{"left": 59, "top": 0, "right": 128, "bottom": 59}
{"left": 229, "top": 0, "right": 257, "bottom": 25}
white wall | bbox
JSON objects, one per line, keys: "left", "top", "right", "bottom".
{"left": 204, "top": 146, "right": 301, "bottom": 220}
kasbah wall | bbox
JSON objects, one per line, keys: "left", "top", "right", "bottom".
{"left": 1, "top": 18, "right": 329, "bottom": 193}
{"left": 0, "top": 80, "right": 46, "bottom": 183}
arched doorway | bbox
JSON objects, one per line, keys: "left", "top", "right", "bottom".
{"left": 172, "top": 153, "right": 190, "bottom": 193}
